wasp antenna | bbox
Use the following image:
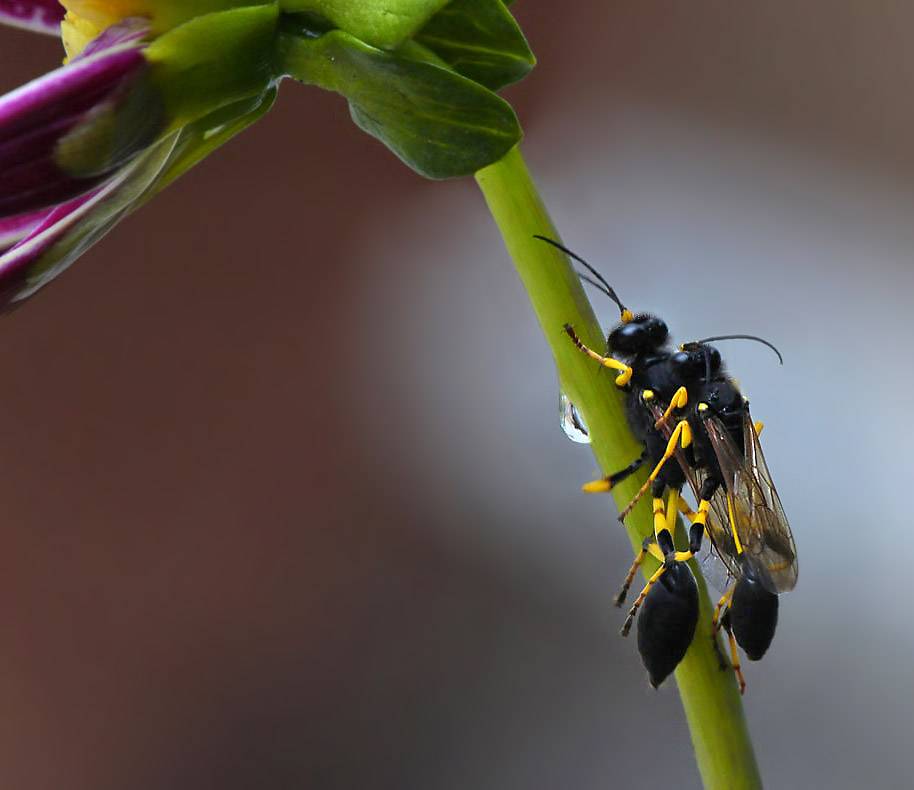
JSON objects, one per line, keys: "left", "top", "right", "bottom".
{"left": 532, "top": 235, "right": 629, "bottom": 317}
{"left": 577, "top": 272, "right": 614, "bottom": 299}
{"left": 693, "top": 334, "right": 784, "bottom": 365}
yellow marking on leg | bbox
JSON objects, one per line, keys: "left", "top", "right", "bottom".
{"left": 582, "top": 478, "right": 612, "bottom": 494}
{"left": 727, "top": 628, "right": 747, "bottom": 695}
{"left": 656, "top": 386, "right": 688, "bottom": 428}
{"left": 620, "top": 420, "right": 692, "bottom": 520}
{"left": 563, "top": 325, "right": 633, "bottom": 386}
{"left": 652, "top": 497, "right": 667, "bottom": 540}
{"left": 660, "top": 491, "right": 694, "bottom": 561}
{"left": 677, "top": 499, "right": 697, "bottom": 520}
{"left": 665, "top": 490, "right": 679, "bottom": 535}
{"left": 620, "top": 563, "right": 667, "bottom": 636}
{"left": 615, "top": 546, "right": 652, "bottom": 607}
{"left": 692, "top": 499, "right": 711, "bottom": 528}
{"left": 642, "top": 389, "right": 655, "bottom": 401}
{"left": 712, "top": 586, "right": 735, "bottom": 633}
{"left": 726, "top": 493, "right": 745, "bottom": 555}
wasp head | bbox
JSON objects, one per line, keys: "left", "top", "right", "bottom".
{"left": 671, "top": 342, "right": 722, "bottom": 382}
{"left": 609, "top": 314, "right": 669, "bottom": 356}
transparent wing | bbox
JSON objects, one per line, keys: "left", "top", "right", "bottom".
{"left": 704, "top": 412, "right": 798, "bottom": 594}
{"left": 696, "top": 535, "right": 738, "bottom": 595}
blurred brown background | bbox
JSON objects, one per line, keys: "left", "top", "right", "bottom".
{"left": 2, "top": 4, "right": 914, "bottom": 788}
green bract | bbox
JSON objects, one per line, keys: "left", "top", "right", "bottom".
{"left": 59, "top": 2, "right": 533, "bottom": 182}
{"left": 0, "top": 0, "right": 536, "bottom": 305}
{"left": 147, "top": 4, "right": 282, "bottom": 128}
{"left": 279, "top": 26, "right": 522, "bottom": 178}
{"left": 415, "top": 0, "right": 534, "bottom": 91}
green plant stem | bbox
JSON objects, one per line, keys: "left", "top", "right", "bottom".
{"left": 475, "top": 145, "right": 762, "bottom": 790}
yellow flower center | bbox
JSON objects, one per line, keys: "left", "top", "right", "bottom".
{"left": 60, "top": 2, "right": 150, "bottom": 58}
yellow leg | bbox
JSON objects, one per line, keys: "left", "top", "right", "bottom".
{"left": 621, "top": 563, "right": 668, "bottom": 637}
{"left": 665, "top": 489, "right": 679, "bottom": 535}
{"left": 660, "top": 489, "right": 695, "bottom": 563}
{"left": 727, "top": 627, "right": 747, "bottom": 695}
{"left": 709, "top": 586, "right": 735, "bottom": 670}
{"left": 582, "top": 452, "right": 647, "bottom": 494}
{"left": 726, "top": 492, "right": 745, "bottom": 555}
{"left": 614, "top": 539, "right": 664, "bottom": 607}
{"left": 652, "top": 497, "right": 667, "bottom": 541}
{"left": 677, "top": 499, "right": 697, "bottom": 521}
{"left": 692, "top": 499, "right": 711, "bottom": 528}
{"left": 678, "top": 496, "right": 710, "bottom": 532}
{"left": 655, "top": 385, "right": 688, "bottom": 428}
{"left": 563, "top": 324, "right": 633, "bottom": 386}
{"left": 619, "top": 419, "right": 692, "bottom": 520}
{"left": 712, "top": 586, "right": 735, "bottom": 633}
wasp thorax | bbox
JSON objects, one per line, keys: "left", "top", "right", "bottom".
{"left": 609, "top": 315, "right": 669, "bottom": 355}
{"left": 704, "top": 380, "right": 745, "bottom": 419}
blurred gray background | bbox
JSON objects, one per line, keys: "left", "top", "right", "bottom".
{"left": 1, "top": 3, "right": 911, "bottom": 788}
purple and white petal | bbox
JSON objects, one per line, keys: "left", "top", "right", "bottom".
{"left": 0, "top": 38, "right": 149, "bottom": 218}
{"left": 0, "top": 131, "right": 176, "bottom": 307}
{"left": 0, "top": 87, "right": 277, "bottom": 307}
{"left": 0, "top": 207, "right": 47, "bottom": 252}
{"left": 0, "top": 0, "right": 63, "bottom": 35}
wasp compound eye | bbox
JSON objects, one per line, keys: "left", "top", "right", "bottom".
{"left": 729, "top": 568, "right": 779, "bottom": 661}
{"left": 637, "top": 563, "right": 699, "bottom": 688}
{"left": 609, "top": 321, "right": 647, "bottom": 353}
{"left": 645, "top": 317, "right": 668, "bottom": 344}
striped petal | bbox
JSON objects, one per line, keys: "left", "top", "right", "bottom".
{"left": 0, "top": 31, "right": 151, "bottom": 218}
{"left": 0, "top": 208, "right": 47, "bottom": 252}
{"left": 0, "top": 87, "right": 275, "bottom": 308}
{"left": 0, "top": 0, "right": 64, "bottom": 35}
{"left": 0, "top": 132, "right": 176, "bottom": 307}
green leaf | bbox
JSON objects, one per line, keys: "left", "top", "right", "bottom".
{"left": 415, "top": 0, "right": 535, "bottom": 90}
{"left": 280, "top": 29, "right": 522, "bottom": 178}
{"left": 278, "top": 0, "right": 450, "bottom": 49}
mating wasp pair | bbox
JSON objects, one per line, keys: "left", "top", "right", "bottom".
{"left": 536, "top": 236, "right": 798, "bottom": 692}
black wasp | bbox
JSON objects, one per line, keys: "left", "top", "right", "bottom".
{"left": 535, "top": 236, "right": 798, "bottom": 692}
